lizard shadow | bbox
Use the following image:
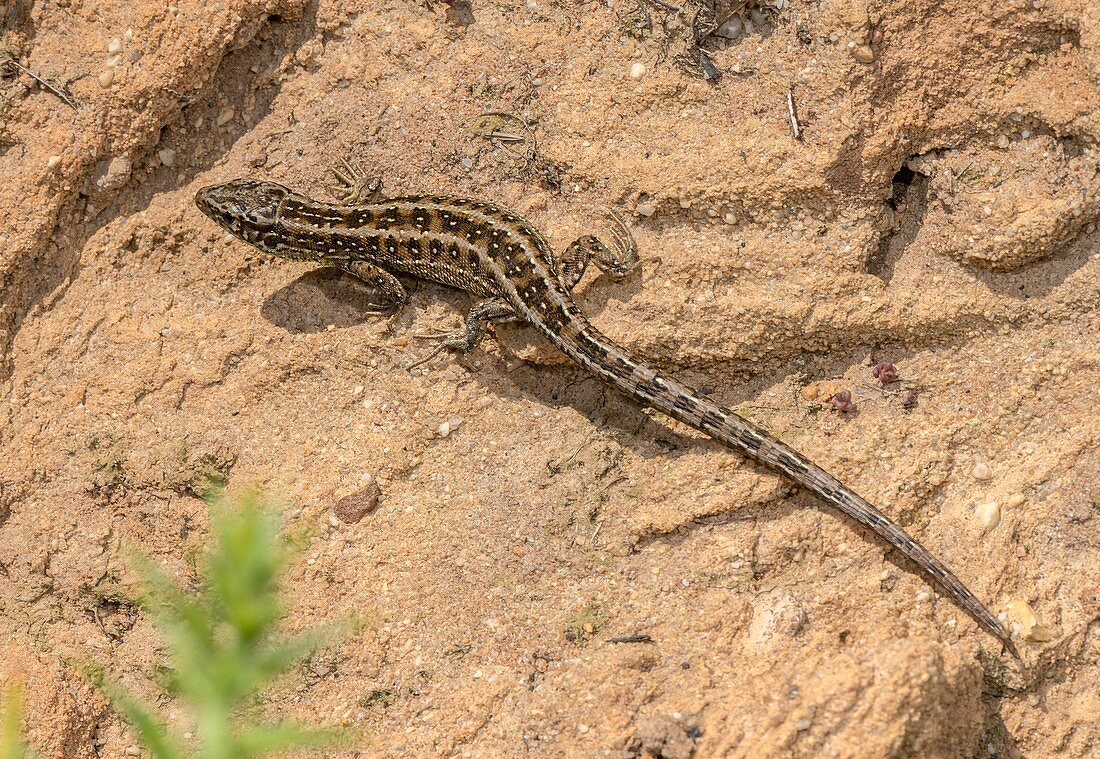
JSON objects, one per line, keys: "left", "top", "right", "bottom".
{"left": 260, "top": 267, "right": 422, "bottom": 333}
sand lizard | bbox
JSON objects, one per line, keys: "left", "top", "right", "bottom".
{"left": 195, "top": 166, "right": 1017, "bottom": 656}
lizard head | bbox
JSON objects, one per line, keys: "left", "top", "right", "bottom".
{"left": 195, "top": 179, "right": 292, "bottom": 254}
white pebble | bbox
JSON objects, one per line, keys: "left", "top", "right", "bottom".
{"left": 975, "top": 501, "right": 1001, "bottom": 531}
{"left": 217, "top": 107, "right": 235, "bottom": 126}
{"left": 970, "top": 462, "right": 992, "bottom": 480}
{"left": 577, "top": 724, "right": 590, "bottom": 735}
{"left": 157, "top": 148, "right": 176, "bottom": 167}
{"left": 1007, "top": 493, "right": 1026, "bottom": 507}
{"left": 717, "top": 16, "right": 743, "bottom": 39}
{"left": 794, "top": 719, "right": 812, "bottom": 731}
{"left": 629, "top": 62, "right": 646, "bottom": 80}
{"left": 1006, "top": 600, "right": 1054, "bottom": 642}
{"left": 47, "top": 155, "right": 62, "bottom": 169}
{"left": 636, "top": 199, "right": 656, "bottom": 217}
{"left": 438, "top": 420, "right": 452, "bottom": 438}
{"left": 108, "top": 37, "right": 124, "bottom": 54}
{"left": 98, "top": 69, "right": 115, "bottom": 87}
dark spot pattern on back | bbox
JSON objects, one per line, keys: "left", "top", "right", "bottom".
{"left": 411, "top": 210, "right": 432, "bottom": 233}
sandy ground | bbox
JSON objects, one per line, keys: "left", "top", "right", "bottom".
{"left": 1, "top": 0, "right": 1098, "bottom": 756}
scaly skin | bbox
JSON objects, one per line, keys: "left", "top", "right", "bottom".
{"left": 195, "top": 174, "right": 1018, "bottom": 656}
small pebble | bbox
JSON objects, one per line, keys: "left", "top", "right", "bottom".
{"left": 98, "top": 69, "right": 115, "bottom": 87}
{"left": 124, "top": 747, "right": 140, "bottom": 757}
{"left": 47, "top": 155, "right": 62, "bottom": 169}
{"left": 217, "top": 106, "right": 235, "bottom": 126}
{"left": 852, "top": 44, "right": 875, "bottom": 63}
{"left": 975, "top": 501, "right": 1001, "bottom": 531}
{"left": 1006, "top": 600, "right": 1054, "bottom": 642}
{"left": 577, "top": 724, "right": 590, "bottom": 735}
{"left": 794, "top": 719, "right": 812, "bottom": 731}
{"left": 1007, "top": 493, "right": 1026, "bottom": 507}
{"left": 901, "top": 389, "right": 918, "bottom": 409}
{"left": 971, "top": 462, "right": 993, "bottom": 481}
{"left": 799, "top": 384, "right": 820, "bottom": 401}
{"left": 333, "top": 482, "right": 381, "bottom": 524}
{"left": 629, "top": 62, "right": 646, "bottom": 80}
{"left": 96, "top": 155, "right": 132, "bottom": 190}
{"left": 157, "top": 148, "right": 176, "bottom": 167}
{"left": 108, "top": 37, "right": 124, "bottom": 54}
{"left": 439, "top": 418, "right": 463, "bottom": 437}
{"left": 717, "top": 16, "right": 743, "bottom": 39}
{"left": 636, "top": 199, "right": 657, "bottom": 217}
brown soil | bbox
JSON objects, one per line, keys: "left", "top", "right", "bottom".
{"left": 1, "top": 1, "right": 1098, "bottom": 757}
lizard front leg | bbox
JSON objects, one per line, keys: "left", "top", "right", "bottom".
{"left": 337, "top": 260, "right": 408, "bottom": 314}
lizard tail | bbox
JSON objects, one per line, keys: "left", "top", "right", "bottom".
{"left": 536, "top": 312, "right": 1017, "bottom": 656}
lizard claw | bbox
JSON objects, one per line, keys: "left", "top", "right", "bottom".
{"left": 405, "top": 341, "right": 453, "bottom": 371}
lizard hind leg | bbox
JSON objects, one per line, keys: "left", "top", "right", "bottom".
{"left": 406, "top": 298, "right": 517, "bottom": 370}
{"left": 330, "top": 157, "right": 385, "bottom": 205}
{"left": 558, "top": 209, "right": 640, "bottom": 290}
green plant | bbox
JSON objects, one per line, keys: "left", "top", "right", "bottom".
{"left": 91, "top": 490, "right": 353, "bottom": 758}
{"left": 0, "top": 684, "right": 39, "bottom": 759}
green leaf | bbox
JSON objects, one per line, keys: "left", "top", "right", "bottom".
{"left": 234, "top": 723, "right": 350, "bottom": 755}
{"left": 90, "top": 489, "right": 355, "bottom": 758}
{"left": 1, "top": 684, "right": 31, "bottom": 759}
{"left": 93, "top": 676, "right": 183, "bottom": 759}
